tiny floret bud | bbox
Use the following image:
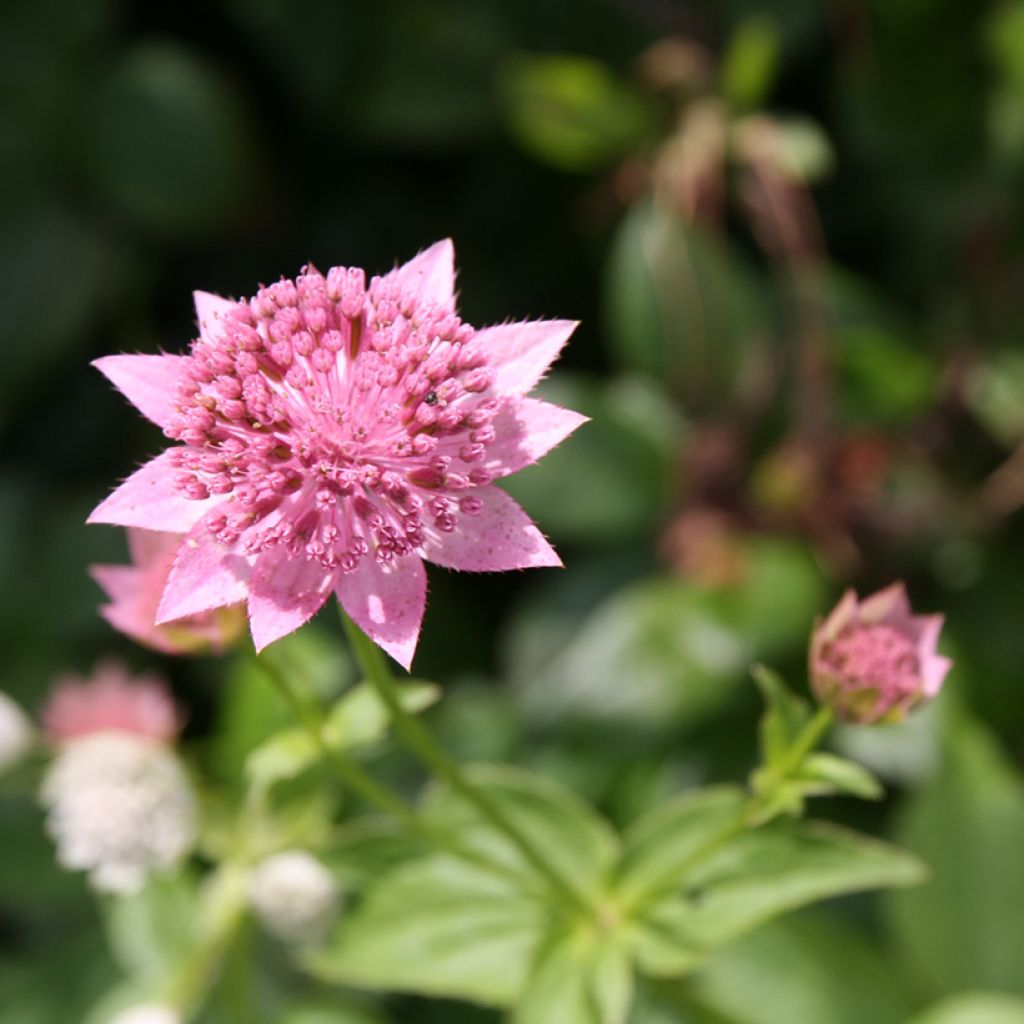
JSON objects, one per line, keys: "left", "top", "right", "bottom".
{"left": 249, "top": 849, "right": 340, "bottom": 944}
{"left": 109, "top": 1003, "right": 181, "bottom": 1024}
{"left": 810, "top": 582, "right": 952, "bottom": 725}
{"left": 0, "top": 691, "right": 34, "bottom": 774}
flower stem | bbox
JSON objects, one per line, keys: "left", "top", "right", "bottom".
{"left": 340, "top": 611, "right": 596, "bottom": 919}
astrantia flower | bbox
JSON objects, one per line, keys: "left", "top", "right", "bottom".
{"left": 0, "top": 691, "right": 34, "bottom": 774}
{"left": 40, "top": 663, "right": 196, "bottom": 893}
{"left": 89, "top": 240, "right": 585, "bottom": 668}
{"left": 92, "top": 528, "right": 245, "bottom": 655}
{"left": 810, "top": 582, "right": 952, "bottom": 725}
{"left": 249, "top": 849, "right": 340, "bottom": 944}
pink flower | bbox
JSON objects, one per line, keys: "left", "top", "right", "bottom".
{"left": 810, "top": 582, "right": 952, "bottom": 724}
{"left": 43, "top": 659, "right": 182, "bottom": 744}
{"left": 92, "top": 528, "right": 245, "bottom": 655}
{"left": 89, "top": 240, "right": 585, "bottom": 668}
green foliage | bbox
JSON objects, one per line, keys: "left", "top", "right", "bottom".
{"left": 721, "top": 17, "right": 780, "bottom": 111}
{"left": 908, "top": 993, "right": 1024, "bottom": 1024}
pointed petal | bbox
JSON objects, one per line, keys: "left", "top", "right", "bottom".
{"left": 88, "top": 450, "right": 214, "bottom": 532}
{"left": 93, "top": 354, "right": 186, "bottom": 430}
{"left": 475, "top": 320, "right": 578, "bottom": 396}
{"left": 90, "top": 564, "right": 138, "bottom": 605}
{"left": 157, "top": 525, "right": 252, "bottom": 622}
{"left": 247, "top": 547, "right": 333, "bottom": 652}
{"left": 126, "top": 527, "right": 181, "bottom": 569}
{"left": 382, "top": 239, "right": 455, "bottom": 310}
{"left": 194, "top": 290, "right": 237, "bottom": 345}
{"left": 422, "top": 486, "right": 561, "bottom": 572}
{"left": 479, "top": 397, "right": 589, "bottom": 477}
{"left": 335, "top": 554, "right": 427, "bottom": 671}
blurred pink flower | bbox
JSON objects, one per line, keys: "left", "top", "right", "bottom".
{"left": 92, "top": 528, "right": 245, "bottom": 655}
{"left": 89, "top": 240, "right": 585, "bottom": 668}
{"left": 810, "top": 582, "right": 952, "bottom": 724}
{"left": 42, "top": 659, "right": 182, "bottom": 744}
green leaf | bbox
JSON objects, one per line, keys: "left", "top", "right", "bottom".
{"left": 625, "top": 818, "right": 924, "bottom": 977}
{"left": 797, "top": 753, "right": 883, "bottom": 800}
{"left": 310, "top": 854, "right": 546, "bottom": 1006}
{"left": 246, "top": 679, "right": 440, "bottom": 790}
{"left": 514, "top": 927, "right": 633, "bottom": 1024}
{"left": 885, "top": 717, "right": 1024, "bottom": 996}
{"left": 421, "top": 763, "right": 619, "bottom": 900}
{"left": 752, "top": 664, "right": 812, "bottom": 768}
{"left": 499, "top": 53, "right": 657, "bottom": 172}
{"left": 908, "top": 993, "right": 1024, "bottom": 1024}
{"left": 721, "top": 16, "right": 780, "bottom": 110}
{"left": 103, "top": 874, "right": 198, "bottom": 982}
{"left": 689, "top": 912, "right": 914, "bottom": 1024}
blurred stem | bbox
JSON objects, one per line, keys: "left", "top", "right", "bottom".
{"left": 340, "top": 611, "right": 597, "bottom": 920}
{"left": 252, "top": 649, "right": 535, "bottom": 889}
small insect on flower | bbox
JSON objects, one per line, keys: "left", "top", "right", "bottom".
{"left": 810, "top": 582, "right": 952, "bottom": 725}
{"left": 39, "top": 662, "right": 196, "bottom": 893}
{"left": 89, "top": 240, "right": 586, "bottom": 669}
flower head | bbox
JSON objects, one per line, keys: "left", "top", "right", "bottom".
{"left": 810, "top": 582, "right": 952, "bottom": 724}
{"left": 92, "top": 529, "right": 245, "bottom": 655}
{"left": 40, "top": 663, "right": 196, "bottom": 892}
{"left": 0, "top": 692, "right": 34, "bottom": 774}
{"left": 89, "top": 240, "right": 585, "bottom": 668}
{"left": 249, "top": 849, "right": 340, "bottom": 944}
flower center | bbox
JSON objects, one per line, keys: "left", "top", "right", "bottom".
{"left": 823, "top": 623, "right": 920, "bottom": 696}
{"left": 165, "top": 266, "right": 499, "bottom": 572}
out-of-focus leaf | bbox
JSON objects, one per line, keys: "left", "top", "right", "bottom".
{"left": 88, "top": 42, "right": 261, "bottom": 238}
{"left": 623, "top": 814, "right": 924, "bottom": 978}
{"left": 103, "top": 873, "right": 199, "bottom": 982}
{"left": 752, "top": 664, "right": 812, "bottom": 768}
{"left": 720, "top": 17, "right": 780, "bottom": 110}
{"left": 908, "top": 993, "right": 1024, "bottom": 1024}
{"left": 605, "top": 202, "right": 769, "bottom": 415}
{"left": 513, "top": 927, "right": 633, "bottom": 1024}
{"left": 323, "top": 818, "right": 427, "bottom": 887}
{"left": 885, "top": 716, "right": 1024, "bottom": 996}
{"left": 310, "top": 854, "right": 546, "bottom": 1006}
{"left": 500, "top": 53, "right": 657, "bottom": 172}
{"left": 965, "top": 349, "right": 1024, "bottom": 446}
{"left": 689, "top": 912, "right": 914, "bottom": 1024}
{"left": 279, "top": 1001, "right": 389, "bottom": 1024}
{"left": 513, "top": 537, "right": 824, "bottom": 732}
{"left": 796, "top": 753, "right": 882, "bottom": 801}
{"left": 986, "top": 0, "right": 1024, "bottom": 94}
{"left": 501, "top": 373, "right": 682, "bottom": 544}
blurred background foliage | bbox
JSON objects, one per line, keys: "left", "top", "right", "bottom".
{"left": 3, "top": 0, "right": 1024, "bottom": 1020}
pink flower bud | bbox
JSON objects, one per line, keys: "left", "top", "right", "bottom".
{"left": 810, "top": 582, "right": 952, "bottom": 725}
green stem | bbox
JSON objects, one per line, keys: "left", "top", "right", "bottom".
{"left": 776, "top": 705, "right": 834, "bottom": 780}
{"left": 340, "top": 611, "right": 596, "bottom": 919}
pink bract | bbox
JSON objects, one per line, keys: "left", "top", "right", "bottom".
{"left": 809, "top": 582, "right": 952, "bottom": 724}
{"left": 92, "top": 529, "right": 246, "bottom": 656}
{"left": 43, "top": 660, "right": 182, "bottom": 744}
{"left": 89, "top": 240, "right": 586, "bottom": 668}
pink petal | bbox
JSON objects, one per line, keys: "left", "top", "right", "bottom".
{"left": 335, "top": 554, "right": 427, "bottom": 671}
{"left": 157, "top": 525, "right": 252, "bottom": 623}
{"left": 422, "top": 486, "right": 561, "bottom": 573}
{"left": 863, "top": 581, "right": 911, "bottom": 625}
{"left": 88, "top": 450, "right": 214, "bottom": 532}
{"left": 478, "top": 397, "right": 588, "bottom": 477}
{"left": 194, "top": 290, "right": 237, "bottom": 345}
{"left": 381, "top": 239, "right": 455, "bottom": 310}
{"left": 126, "top": 527, "right": 181, "bottom": 569}
{"left": 475, "top": 320, "right": 579, "bottom": 396}
{"left": 247, "top": 547, "right": 334, "bottom": 653}
{"left": 90, "top": 564, "right": 138, "bottom": 605}
{"left": 93, "top": 354, "right": 186, "bottom": 431}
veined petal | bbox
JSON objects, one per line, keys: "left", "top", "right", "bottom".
{"left": 93, "top": 354, "right": 186, "bottom": 431}
{"left": 248, "top": 547, "right": 334, "bottom": 653}
{"left": 476, "top": 320, "right": 578, "bottom": 396}
{"left": 422, "top": 486, "right": 561, "bottom": 572}
{"left": 88, "top": 451, "right": 214, "bottom": 532}
{"left": 479, "top": 397, "right": 588, "bottom": 477}
{"left": 194, "top": 290, "right": 237, "bottom": 345}
{"left": 158, "top": 524, "right": 252, "bottom": 623}
{"left": 335, "top": 554, "right": 427, "bottom": 671}
{"left": 382, "top": 239, "right": 455, "bottom": 310}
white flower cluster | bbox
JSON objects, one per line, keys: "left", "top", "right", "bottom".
{"left": 41, "top": 732, "right": 197, "bottom": 893}
{"left": 109, "top": 1003, "right": 180, "bottom": 1024}
{"left": 249, "top": 849, "right": 340, "bottom": 944}
{"left": 0, "top": 691, "right": 33, "bottom": 774}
